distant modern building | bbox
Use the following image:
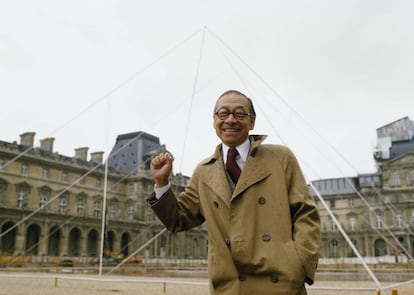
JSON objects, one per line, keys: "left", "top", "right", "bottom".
{"left": 374, "top": 116, "right": 414, "bottom": 162}
{"left": 312, "top": 117, "right": 414, "bottom": 261}
{"left": 0, "top": 131, "right": 207, "bottom": 262}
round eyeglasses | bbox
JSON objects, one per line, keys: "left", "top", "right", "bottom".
{"left": 215, "top": 110, "right": 252, "bottom": 120}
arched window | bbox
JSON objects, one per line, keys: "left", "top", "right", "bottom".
{"left": 374, "top": 239, "right": 387, "bottom": 256}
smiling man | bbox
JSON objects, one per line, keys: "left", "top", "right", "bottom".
{"left": 213, "top": 90, "right": 255, "bottom": 147}
{"left": 147, "top": 90, "right": 321, "bottom": 295}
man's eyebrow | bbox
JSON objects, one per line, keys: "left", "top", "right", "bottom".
{"left": 216, "top": 105, "right": 246, "bottom": 110}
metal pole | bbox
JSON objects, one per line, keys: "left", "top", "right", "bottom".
{"left": 98, "top": 160, "right": 109, "bottom": 276}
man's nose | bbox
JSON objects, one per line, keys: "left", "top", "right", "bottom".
{"left": 225, "top": 113, "right": 238, "bottom": 122}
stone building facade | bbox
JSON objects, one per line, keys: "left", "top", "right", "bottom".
{"left": 312, "top": 117, "right": 414, "bottom": 260}
{"left": 2, "top": 116, "right": 414, "bottom": 264}
{"left": 0, "top": 131, "right": 208, "bottom": 261}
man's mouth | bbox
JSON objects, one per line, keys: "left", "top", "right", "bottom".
{"left": 223, "top": 128, "right": 239, "bottom": 133}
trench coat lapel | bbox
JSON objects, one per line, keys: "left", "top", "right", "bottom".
{"left": 232, "top": 135, "right": 271, "bottom": 200}
{"left": 201, "top": 135, "right": 270, "bottom": 206}
{"left": 232, "top": 154, "right": 271, "bottom": 200}
{"left": 201, "top": 146, "right": 233, "bottom": 207}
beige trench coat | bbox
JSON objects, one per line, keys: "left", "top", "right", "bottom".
{"left": 149, "top": 135, "right": 320, "bottom": 295}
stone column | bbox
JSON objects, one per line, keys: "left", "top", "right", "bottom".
{"left": 14, "top": 223, "right": 26, "bottom": 255}
{"left": 38, "top": 229, "right": 48, "bottom": 256}
{"left": 80, "top": 228, "right": 87, "bottom": 256}
{"left": 60, "top": 225, "right": 69, "bottom": 256}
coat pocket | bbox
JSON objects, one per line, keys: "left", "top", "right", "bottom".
{"left": 280, "top": 240, "right": 306, "bottom": 285}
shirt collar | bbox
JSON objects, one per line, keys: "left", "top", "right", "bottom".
{"left": 222, "top": 138, "right": 250, "bottom": 163}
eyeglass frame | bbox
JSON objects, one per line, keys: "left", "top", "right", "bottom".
{"left": 215, "top": 109, "right": 252, "bottom": 120}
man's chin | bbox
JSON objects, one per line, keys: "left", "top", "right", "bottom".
{"left": 222, "top": 138, "right": 240, "bottom": 147}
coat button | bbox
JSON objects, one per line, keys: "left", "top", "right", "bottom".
{"left": 262, "top": 234, "right": 271, "bottom": 242}
{"left": 258, "top": 197, "right": 266, "bottom": 205}
{"left": 270, "top": 274, "right": 278, "bottom": 283}
{"left": 213, "top": 201, "right": 219, "bottom": 208}
{"left": 238, "top": 274, "right": 246, "bottom": 281}
{"left": 225, "top": 239, "right": 231, "bottom": 247}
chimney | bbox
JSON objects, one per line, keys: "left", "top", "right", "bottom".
{"left": 40, "top": 137, "right": 55, "bottom": 152}
{"left": 74, "top": 147, "right": 89, "bottom": 161}
{"left": 20, "top": 132, "right": 36, "bottom": 147}
{"left": 90, "top": 151, "right": 104, "bottom": 164}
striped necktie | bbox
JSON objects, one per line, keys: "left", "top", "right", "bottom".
{"left": 226, "top": 147, "right": 241, "bottom": 184}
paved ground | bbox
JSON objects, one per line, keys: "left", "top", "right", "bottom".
{"left": 0, "top": 272, "right": 413, "bottom": 295}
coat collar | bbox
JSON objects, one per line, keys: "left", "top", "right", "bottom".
{"left": 200, "top": 135, "right": 268, "bottom": 165}
{"left": 200, "top": 135, "right": 270, "bottom": 207}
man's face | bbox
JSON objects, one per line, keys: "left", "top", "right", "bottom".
{"left": 213, "top": 92, "right": 255, "bottom": 147}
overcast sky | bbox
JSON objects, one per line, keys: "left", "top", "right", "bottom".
{"left": 1, "top": 0, "right": 413, "bottom": 181}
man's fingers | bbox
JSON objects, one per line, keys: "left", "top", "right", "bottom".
{"left": 151, "top": 152, "right": 174, "bottom": 169}
{"left": 165, "top": 152, "right": 174, "bottom": 163}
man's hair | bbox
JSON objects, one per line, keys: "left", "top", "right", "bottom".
{"left": 214, "top": 90, "right": 256, "bottom": 122}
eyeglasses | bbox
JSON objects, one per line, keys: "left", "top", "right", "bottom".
{"left": 215, "top": 110, "right": 252, "bottom": 120}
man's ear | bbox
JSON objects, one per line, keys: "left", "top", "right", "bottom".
{"left": 249, "top": 117, "right": 256, "bottom": 130}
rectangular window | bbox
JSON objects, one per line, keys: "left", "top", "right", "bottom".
{"left": 394, "top": 194, "right": 401, "bottom": 203}
{"left": 410, "top": 171, "right": 414, "bottom": 186}
{"left": 396, "top": 213, "right": 403, "bottom": 228}
{"left": 42, "top": 168, "right": 49, "bottom": 179}
{"left": 348, "top": 199, "right": 354, "bottom": 208}
{"left": 17, "top": 188, "right": 28, "bottom": 208}
{"left": 96, "top": 178, "right": 101, "bottom": 188}
{"left": 330, "top": 199, "right": 336, "bottom": 208}
{"left": 59, "top": 195, "right": 67, "bottom": 214}
{"left": 330, "top": 219, "right": 337, "bottom": 231}
{"left": 77, "top": 198, "right": 85, "bottom": 215}
{"left": 129, "top": 183, "right": 135, "bottom": 193}
{"left": 376, "top": 215, "right": 383, "bottom": 229}
{"left": 94, "top": 200, "right": 100, "bottom": 217}
{"left": 146, "top": 211, "right": 152, "bottom": 222}
{"left": 39, "top": 191, "right": 49, "bottom": 210}
{"left": 62, "top": 172, "right": 68, "bottom": 183}
{"left": 21, "top": 164, "right": 28, "bottom": 176}
{"left": 349, "top": 217, "right": 356, "bottom": 231}
{"left": 109, "top": 202, "right": 117, "bottom": 219}
{"left": 79, "top": 176, "right": 85, "bottom": 186}
{"left": 411, "top": 211, "right": 414, "bottom": 226}
{"left": 0, "top": 181, "right": 6, "bottom": 204}
{"left": 127, "top": 205, "right": 135, "bottom": 221}
{"left": 391, "top": 171, "right": 401, "bottom": 186}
